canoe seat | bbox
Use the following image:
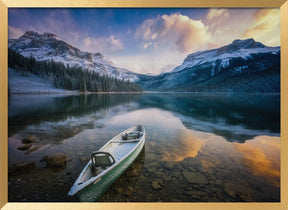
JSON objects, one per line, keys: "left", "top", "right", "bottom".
{"left": 91, "top": 151, "right": 116, "bottom": 168}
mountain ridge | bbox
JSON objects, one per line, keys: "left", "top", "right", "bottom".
{"left": 9, "top": 31, "right": 280, "bottom": 93}
{"left": 136, "top": 38, "right": 280, "bottom": 92}
{"left": 9, "top": 31, "right": 138, "bottom": 82}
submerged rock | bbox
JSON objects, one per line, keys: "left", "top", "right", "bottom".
{"left": 41, "top": 153, "right": 66, "bottom": 168}
{"left": 17, "top": 143, "right": 33, "bottom": 151}
{"left": 162, "top": 161, "right": 175, "bottom": 170}
{"left": 183, "top": 171, "right": 208, "bottom": 184}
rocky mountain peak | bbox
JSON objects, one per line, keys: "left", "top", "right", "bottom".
{"left": 216, "top": 38, "right": 265, "bottom": 55}
{"left": 8, "top": 31, "right": 139, "bottom": 82}
{"left": 20, "top": 31, "right": 57, "bottom": 41}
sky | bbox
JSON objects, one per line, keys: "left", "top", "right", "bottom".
{"left": 8, "top": 8, "right": 280, "bottom": 75}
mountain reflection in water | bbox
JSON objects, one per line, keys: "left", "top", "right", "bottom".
{"left": 8, "top": 93, "right": 280, "bottom": 202}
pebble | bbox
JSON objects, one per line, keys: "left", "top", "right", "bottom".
{"left": 152, "top": 181, "right": 162, "bottom": 190}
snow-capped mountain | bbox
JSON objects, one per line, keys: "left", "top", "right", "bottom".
{"left": 137, "top": 39, "right": 280, "bottom": 92}
{"left": 171, "top": 39, "right": 279, "bottom": 73}
{"left": 8, "top": 31, "right": 138, "bottom": 81}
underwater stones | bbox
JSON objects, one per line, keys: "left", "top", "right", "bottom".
{"left": 41, "top": 153, "right": 66, "bottom": 168}
{"left": 183, "top": 171, "right": 208, "bottom": 184}
{"left": 9, "top": 161, "right": 36, "bottom": 175}
{"left": 125, "top": 168, "right": 139, "bottom": 177}
{"left": 124, "top": 186, "right": 134, "bottom": 196}
{"left": 145, "top": 161, "right": 159, "bottom": 168}
{"left": 185, "top": 190, "right": 208, "bottom": 196}
{"left": 126, "top": 161, "right": 143, "bottom": 177}
{"left": 224, "top": 183, "right": 237, "bottom": 197}
{"left": 147, "top": 167, "right": 157, "bottom": 173}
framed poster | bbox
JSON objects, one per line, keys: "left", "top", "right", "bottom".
{"left": 0, "top": 0, "right": 287, "bottom": 209}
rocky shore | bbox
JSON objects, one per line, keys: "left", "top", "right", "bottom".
{"left": 8, "top": 135, "right": 280, "bottom": 202}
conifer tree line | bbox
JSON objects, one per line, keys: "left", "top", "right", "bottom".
{"left": 8, "top": 49, "right": 142, "bottom": 92}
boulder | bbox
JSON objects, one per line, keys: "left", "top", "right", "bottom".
{"left": 41, "top": 153, "right": 66, "bottom": 168}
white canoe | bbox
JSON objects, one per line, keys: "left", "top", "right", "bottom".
{"left": 68, "top": 125, "right": 145, "bottom": 201}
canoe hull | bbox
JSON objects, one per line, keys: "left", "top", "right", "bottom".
{"left": 77, "top": 135, "right": 145, "bottom": 202}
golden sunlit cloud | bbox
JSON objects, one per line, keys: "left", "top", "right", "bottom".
{"left": 234, "top": 136, "right": 280, "bottom": 187}
{"left": 207, "top": 9, "right": 229, "bottom": 20}
{"left": 161, "top": 130, "right": 205, "bottom": 162}
{"left": 135, "top": 13, "right": 212, "bottom": 53}
{"left": 206, "top": 9, "right": 230, "bottom": 30}
{"left": 242, "top": 9, "right": 280, "bottom": 46}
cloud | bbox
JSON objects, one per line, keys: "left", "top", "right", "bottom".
{"left": 8, "top": 26, "right": 23, "bottom": 39}
{"left": 234, "top": 136, "right": 280, "bottom": 187}
{"left": 206, "top": 9, "right": 230, "bottom": 36}
{"left": 83, "top": 35, "right": 123, "bottom": 53}
{"left": 207, "top": 8, "right": 229, "bottom": 21}
{"left": 111, "top": 50, "right": 186, "bottom": 75}
{"left": 161, "top": 130, "right": 204, "bottom": 162}
{"left": 242, "top": 9, "right": 280, "bottom": 46}
{"left": 135, "top": 13, "right": 212, "bottom": 53}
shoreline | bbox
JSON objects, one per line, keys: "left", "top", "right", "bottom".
{"left": 9, "top": 91, "right": 281, "bottom": 96}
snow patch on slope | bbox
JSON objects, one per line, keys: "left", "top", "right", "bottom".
{"left": 8, "top": 68, "right": 77, "bottom": 94}
{"left": 172, "top": 42, "right": 280, "bottom": 73}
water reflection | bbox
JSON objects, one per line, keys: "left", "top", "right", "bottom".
{"left": 8, "top": 93, "right": 141, "bottom": 135}
{"left": 9, "top": 93, "right": 280, "bottom": 143}
{"left": 137, "top": 93, "right": 280, "bottom": 142}
{"left": 234, "top": 136, "right": 280, "bottom": 187}
{"left": 8, "top": 93, "right": 280, "bottom": 202}
{"left": 161, "top": 130, "right": 205, "bottom": 162}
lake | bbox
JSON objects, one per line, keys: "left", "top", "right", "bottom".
{"left": 8, "top": 93, "right": 280, "bottom": 202}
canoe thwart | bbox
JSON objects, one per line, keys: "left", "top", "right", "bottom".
{"left": 91, "top": 151, "right": 116, "bottom": 168}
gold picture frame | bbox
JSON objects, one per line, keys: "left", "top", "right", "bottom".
{"left": 1, "top": 0, "right": 287, "bottom": 209}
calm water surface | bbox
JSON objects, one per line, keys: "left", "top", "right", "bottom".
{"left": 8, "top": 93, "right": 280, "bottom": 202}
